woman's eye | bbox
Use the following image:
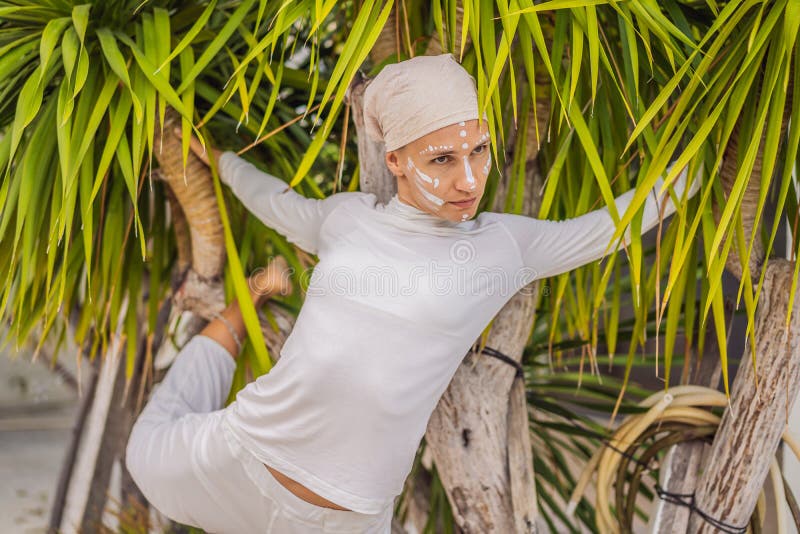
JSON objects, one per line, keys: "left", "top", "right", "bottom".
{"left": 432, "top": 155, "right": 450, "bottom": 164}
{"left": 473, "top": 143, "right": 488, "bottom": 154}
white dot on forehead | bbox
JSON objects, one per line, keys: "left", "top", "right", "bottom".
{"left": 458, "top": 121, "right": 465, "bottom": 126}
{"left": 462, "top": 142, "right": 468, "bottom": 149}
{"left": 459, "top": 130, "right": 467, "bottom": 137}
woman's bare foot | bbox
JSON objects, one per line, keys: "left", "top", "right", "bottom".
{"left": 248, "top": 256, "right": 293, "bottom": 299}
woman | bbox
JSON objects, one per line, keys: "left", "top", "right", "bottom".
{"left": 125, "top": 54, "right": 698, "bottom": 533}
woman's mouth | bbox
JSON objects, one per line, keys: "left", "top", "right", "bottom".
{"left": 450, "top": 198, "right": 476, "bottom": 209}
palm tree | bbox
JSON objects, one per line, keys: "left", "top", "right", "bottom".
{"left": 0, "top": 1, "right": 797, "bottom": 532}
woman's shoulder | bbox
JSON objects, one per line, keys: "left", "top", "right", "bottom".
{"left": 325, "top": 190, "right": 378, "bottom": 205}
{"left": 317, "top": 191, "right": 381, "bottom": 231}
{"left": 321, "top": 191, "right": 378, "bottom": 213}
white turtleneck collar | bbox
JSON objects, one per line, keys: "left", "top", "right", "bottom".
{"left": 382, "top": 193, "right": 463, "bottom": 228}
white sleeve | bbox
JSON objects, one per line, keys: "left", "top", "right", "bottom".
{"left": 499, "top": 163, "right": 700, "bottom": 281}
{"left": 218, "top": 151, "right": 354, "bottom": 255}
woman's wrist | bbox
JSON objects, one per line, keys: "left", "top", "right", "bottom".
{"left": 211, "top": 310, "right": 243, "bottom": 353}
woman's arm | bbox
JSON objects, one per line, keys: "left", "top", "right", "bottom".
{"left": 183, "top": 133, "right": 351, "bottom": 256}
{"left": 499, "top": 163, "right": 701, "bottom": 281}
{"left": 217, "top": 152, "right": 355, "bottom": 255}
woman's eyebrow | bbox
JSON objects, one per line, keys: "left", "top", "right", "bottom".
{"left": 419, "top": 145, "right": 455, "bottom": 156}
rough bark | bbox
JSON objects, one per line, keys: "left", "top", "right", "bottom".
{"left": 154, "top": 109, "right": 227, "bottom": 319}
{"left": 506, "top": 373, "right": 538, "bottom": 534}
{"left": 258, "top": 303, "right": 296, "bottom": 362}
{"left": 687, "top": 79, "right": 795, "bottom": 533}
{"left": 348, "top": 71, "right": 397, "bottom": 203}
{"left": 164, "top": 183, "right": 192, "bottom": 275}
{"left": 715, "top": 121, "right": 767, "bottom": 281}
{"left": 423, "top": 288, "right": 539, "bottom": 533}
{"left": 369, "top": 8, "right": 399, "bottom": 65}
{"left": 689, "top": 259, "right": 800, "bottom": 533}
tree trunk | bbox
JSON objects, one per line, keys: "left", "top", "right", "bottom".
{"left": 348, "top": 72, "right": 397, "bottom": 201}
{"left": 47, "top": 335, "right": 100, "bottom": 532}
{"left": 423, "top": 290, "right": 538, "bottom": 534}
{"left": 154, "top": 109, "right": 227, "bottom": 319}
{"left": 57, "top": 299, "right": 129, "bottom": 532}
{"left": 689, "top": 259, "right": 800, "bottom": 533}
{"left": 687, "top": 80, "right": 795, "bottom": 533}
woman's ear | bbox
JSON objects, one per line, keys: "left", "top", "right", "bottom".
{"left": 385, "top": 149, "right": 403, "bottom": 178}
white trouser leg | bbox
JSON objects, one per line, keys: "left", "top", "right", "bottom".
{"left": 125, "top": 334, "right": 394, "bottom": 533}
{"left": 124, "top": 335, "right": 275, "bottom": 532}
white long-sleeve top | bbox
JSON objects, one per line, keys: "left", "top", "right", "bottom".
{"left": 217, "top": 151, "right": 696, "bottom": 514}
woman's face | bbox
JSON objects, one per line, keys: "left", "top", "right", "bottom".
{"left": 385, "top": 119, "right": 492, "bottom": 223}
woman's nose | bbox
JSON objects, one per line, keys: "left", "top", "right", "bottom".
{"left": 454, "top": 156, "right": 478, "bottom": 192}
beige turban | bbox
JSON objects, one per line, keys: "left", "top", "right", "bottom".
{"left": 363, "top": 53, "right": 486, "bottom": 151}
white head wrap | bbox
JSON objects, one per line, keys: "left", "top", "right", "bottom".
{"left": 363, "top": 53, "right": 486, "bottom": 152}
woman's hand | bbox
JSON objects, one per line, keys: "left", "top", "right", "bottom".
{"left": 173, "top": 128, "right": 223, "bottom": 168}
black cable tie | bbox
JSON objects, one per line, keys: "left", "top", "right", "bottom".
{"left": 655, "top": 485, "right": 747, "bottom": 534}
{"left": 479, "top": 346, "right": 524, "bottom": 379}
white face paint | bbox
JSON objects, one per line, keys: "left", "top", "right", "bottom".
{"left": 407, "top": 156, "right": 435, "bottom": 184}
{"left": 463, "top": 155, "right": 477, "bottom": 190}
{"left": 482, "top": 153, "right": 492, "bottom": 176}
{"left": 407, "top": 156, "right": 445, "bottom": 209}
{"left": 415, "top": 176, "right": 446, "bottom": 207}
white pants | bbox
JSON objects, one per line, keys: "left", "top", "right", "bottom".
{"left": 125, "top": 335, "right": 393, "bottom": 533}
